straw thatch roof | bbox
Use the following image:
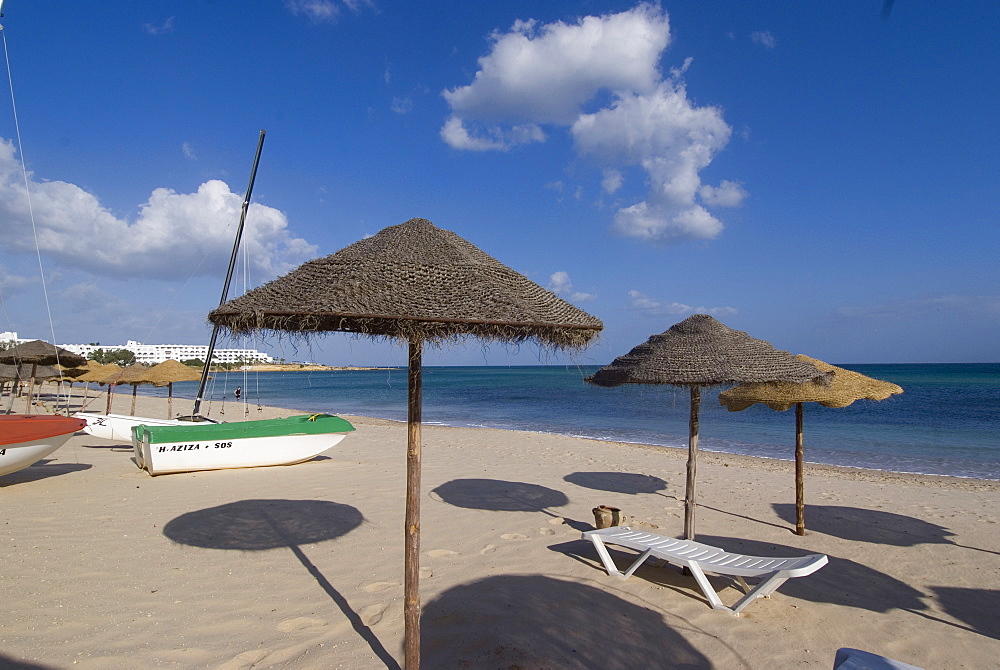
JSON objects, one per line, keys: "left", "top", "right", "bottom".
{"left": 208, "top": 218, "right": 602, "bottom": 348}
{"left": 0, "top": 340, "right": 86, "bottom": 367}
{"left": 586, "top": 314, "right": 823, "bottom": 387}
{"left": 719, "top": 355, "right": 903, "bottom": 411}
{"left": 145, "top": 359, "right": 203, "bottom": 387}
{"left": 74, "top": 362, "right": 123, "bottom": 383}
{"left": 0, "top": 363, "right": 60, "bottom": 381}
{"left": 100, "top": 364, "right": 152, "bottom": 386}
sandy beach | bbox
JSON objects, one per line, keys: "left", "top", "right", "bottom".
{"left": 2, "top": 392, "right": 998, "bottom": 669}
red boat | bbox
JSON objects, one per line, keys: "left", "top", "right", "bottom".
{"left": 0, "top": 415, "right": 86, "bottom": 477}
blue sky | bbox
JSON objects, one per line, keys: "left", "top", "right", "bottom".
{"left": 0, "top": 1, "right": 996, "bottom": 366}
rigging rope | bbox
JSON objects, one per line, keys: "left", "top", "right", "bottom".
{"left": 1, "top": 23, "right": 70, "bottom": 395}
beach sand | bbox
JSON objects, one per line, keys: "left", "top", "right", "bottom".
{"left": 2, "top": 392, "right": 998, "bottom": 669}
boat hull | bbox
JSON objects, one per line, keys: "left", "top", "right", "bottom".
{"left": 0, "top": 415, "right": 86, "bottom": 477}
{"left": 131, "top": 414, "right": 354, "bottom": 475}
{"left": 76, "top": 412, "right": 216, "bottom": 442}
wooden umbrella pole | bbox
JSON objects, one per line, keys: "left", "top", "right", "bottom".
{"left": 167, "top": 383, "right": 173, "bottom": 419}
{"left": 25, "top": 363, "right": 38, "bottom": 415}
{"left": 795, "top": 402, "right": 806, "bottom": 535}
{"left": 105, "top": 386, "right": 113, "bottom": 415}
{"left": 404, "top": 338, "right": 423, "bottom": 670}
{"left": 131, "top": 385, "right": 138, "bottom": 416}
{"left": 684, "top": 386, "right": 701, "bottom": 540}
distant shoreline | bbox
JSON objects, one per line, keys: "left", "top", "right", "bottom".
{"left": 240, "top": 364, "right": 398, "bottom": 372}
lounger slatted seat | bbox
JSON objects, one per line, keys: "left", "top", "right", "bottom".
{"left": 582, "top": 527, "right": 828, "bottom": 615}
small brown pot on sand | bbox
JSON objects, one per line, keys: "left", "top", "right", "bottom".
{"left": 592, "top": 505, "right": 627, "bottom": 529}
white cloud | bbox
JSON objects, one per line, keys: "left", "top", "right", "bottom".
{"left": 601, "top": 169, "right": 623, "bottom": 194}
{"left": 143, "top": 17, "right": 175, "bottom": 35}
{"left": 443, "top": 5, "right": 668, "bottom": 127}
{"left": 0, "top": 139, "right": 316, "bottom": 282}
{"left": 0, "top": 266, "right": 34, "bottom": 296}
{"left": 182, "top": 141, "right": 197, "bottom": 160}
{"left": 548, "top": 271, "right": 596, "bottom": 303}
{"left": 441, "top": 3, "right": 742, "bottom": 245}
{"left": 285, "top": 0, "right": 341, "bottom": 23}
{"left": 626, "top": 290, "right": 736, "bottom": 317}
{"left": 751, "top": 31, "right": 776, "bottom": 49}
{"left": 440, "top": 117, "right": 545, "bottom": 152}
{"left": 699, "top": 180, "right": 747, "bottom": 207}
{"left": 285, "top": 0, "right": 373, "bottom": 23}
{"left": 390, "top": 96, "right": 413, "bottom": 115}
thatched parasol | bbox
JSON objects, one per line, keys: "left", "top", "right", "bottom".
{"left": 208, "top": 217, "right": 602, "bottom": 669}
{"left": 719, "top": 355, "right": 903, "bottom": 535}
{"left": 0, "top": 340, "right": 86, "bottom": 414}
{"left": 586, "top": 314, "right": 824, "bottom": 541}
{"left": 101, "top": 364, "right": 153, "bottom": 416}
{"left": 72, "top": 362, "right": 123, "bottom": 414}
{"left": 145, "top": 359, "right": 204, "bottom": 418}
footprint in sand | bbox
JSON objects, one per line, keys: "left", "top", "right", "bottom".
{"left": 539, "top": 528, "right": 556, "bottom": 536}
{"left": 216, "top": 649, "right": 271, "bottom": 669}
{"left": 500, "top": 533, "right": 528, "bottom": 541}
{"left": 360, "top": 603, "right": 389, "bottom": 626}
{"left": 420, "top": 567, "right": 434, "bottom": 579}
{"left": 548, "top": 517, "right": 566, "bottom": 525}
{"left": 427, "top": 549, "right": 459, "bottom": 558}
{"left": 277, "top": 617, "right": 327, "bottom": 633}
{"left": 362, "top": 581, "right": 400, "bottom": 593}
{"left": 480, "top": 544, "right": 498, "bottom": 554}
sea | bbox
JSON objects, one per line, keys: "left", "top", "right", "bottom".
{"left": 140, "top": 363, "right": 1000, "bottom": 481}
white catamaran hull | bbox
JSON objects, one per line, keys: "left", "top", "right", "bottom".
{"left": 76, "top": 413, "right": 215, "bottom": 442}
{"left": 0, "top": 433, "right": 77, "bottom": 477}
{"left": 134, "top": 429, "right": 349, "bottom": 475}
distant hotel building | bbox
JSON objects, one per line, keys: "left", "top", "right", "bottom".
{"left": 63, "top": 340, "right": 275, "bottom": 366}
{"left": 1, "top": 333, "right": 274, "bottom": 366}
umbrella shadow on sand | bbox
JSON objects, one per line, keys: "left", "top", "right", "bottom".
{"left": 163, "top": 499, "right": 399, "bottom": 670}
{"left": 431, "top": 478, "right": 590, "bottom": 532}
{"left": 563, "top": 471, "right": 669, "bottom": 496}
{"left": 561, "top": 533, "right": 926, "bottom": 615}
{"left": 772, "top": 504, "right": 954, "bottom": 546}
{"left": 421, "top": 574, "right": 711, "bottom": 669}
{"left": 928, "top": 587, "right": 1000, "bottom": 640}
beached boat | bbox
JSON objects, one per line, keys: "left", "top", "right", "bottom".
{"left": 76, "top": 131, "right": 258, "bottom": 442}
{"left": 75, "top": 411, "right": 216, "bottom": 442}
{"left": 131, "top": 413, "right": 354, "bottom": 475}
{"left": 0, "top": 415, "right": 87, "bottom": 477}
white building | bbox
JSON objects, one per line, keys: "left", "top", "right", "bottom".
{"left": 60, "top": 340, "right": 274, "bottom": 366}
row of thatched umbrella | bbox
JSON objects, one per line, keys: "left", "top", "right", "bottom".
{"left": 202, "top": 217, "right": 906, "bottom": 669}
{"left": 0, "top": 340, "right": 204, "bottom": 417}
{"left": 0, "top": 340, "right": 86, "bottom": 414}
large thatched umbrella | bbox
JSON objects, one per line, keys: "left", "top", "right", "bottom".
{"left": 208, "top": 217, "right": 602, "bottom": 669}
{"left": 719, "top": 355, "right": 903, "bottom": 535}
{"left": 586, "top": 314, "right": 824, "bottom": 541}
{"left": 145, "top": 359, "right": 204, "bottom": 418}
{"left": 0, "top": 340, "right": 86, "bottom": 414}
{"left": 101, "top": 364, "right": 153, "bottom": 416}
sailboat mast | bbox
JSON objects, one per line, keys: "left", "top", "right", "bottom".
{"left": 192, "top": 129, "right": 266, "bottom": 416}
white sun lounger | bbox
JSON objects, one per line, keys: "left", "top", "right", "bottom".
{"left": 582, "top": 527, "right": 828, "bottom": 615}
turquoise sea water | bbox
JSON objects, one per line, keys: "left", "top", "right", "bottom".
{"left": 143, "top": 363, "right": 1000, "bottom": 480}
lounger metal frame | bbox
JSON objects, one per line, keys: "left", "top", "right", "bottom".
{"left": 583, "top": 527, "right": 828, "bottom": 615}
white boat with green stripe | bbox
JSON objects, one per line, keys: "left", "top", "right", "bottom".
{"left": 131, "top": 413, "right": 355, "bottom": 476}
